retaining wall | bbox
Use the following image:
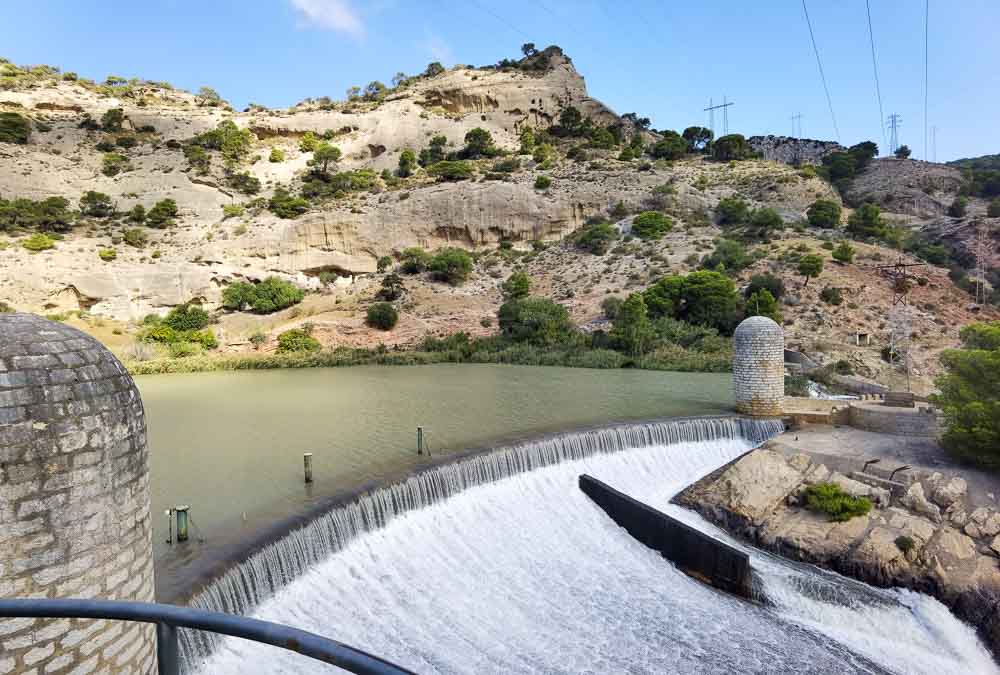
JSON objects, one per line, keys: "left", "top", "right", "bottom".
{"left": 579, "top": 474, "right": 752, "bottom": 598}
{"left": 848, "top": 402, "right": 942, "bottom": 437}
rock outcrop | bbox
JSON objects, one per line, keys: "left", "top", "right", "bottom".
{"left": 747, "top": 135, "right": 843, "bottom": 166}
{"left": 675, "top": 445, "right": 1000, "bottom": 658}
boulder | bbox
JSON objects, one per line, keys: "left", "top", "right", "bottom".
{"left": 901, "top": 483, "right": 942, "bottom": 523}
{"left": 991, "top": 536, "right": 1000, "bottom": 557}
{"left": 711, "top": 449, "right": 808, "bottom": 525}
{"left": 931, "top": 476, "right": 968, "bottom": 509}
{"left": 830, "top": 472, "right": 890, "bottom": 508}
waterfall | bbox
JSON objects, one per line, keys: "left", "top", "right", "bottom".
{"left": 181, "top": 416, "right": 783, "bottom": 663}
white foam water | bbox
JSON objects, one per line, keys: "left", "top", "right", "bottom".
{"left": 188, "top": 418, "right": 996, "bottom": 674}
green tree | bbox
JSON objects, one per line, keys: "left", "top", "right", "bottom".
{"left": 419, "top": 135, "right": 448, "bottom": 166}
{"left": 366, "top": 302, "right": 399, "bottom": 330}
{"left": 847, "top": 203, "right": 887, "bottom": 239}
{"left": 376, "top": 255, "right": 393, "bottom": 273}
{"left": 345, "top": 86, "right": 361, "bottom": 101}
{"left": 497, "top": 297, "right": 576, "bottom": 346}
{"left": 746, "top": 274, "right": 785, "bottom": 300}
{"left": 277, "top": 328, "right": 321, "bottom": 354}
{"left": 700, "top": 239, "right": 750, "bottom": 275}
{"left": 101, "top": 108, "right": 125, "bottom": 132}
{"left": 364, "top": 81, "right": 387, "bottom": 100}
{"left": 222, "top": 277, "right": 304, "bottom": 314}
{"left": 680, "top": 270, "right": 740, "bottom": 332}
{"left": 424, "top": 62, "right": 445, "bottom": 77}
{"left": 933, "top": 321, "right": 1000, "bottom": 467}
{"left": 557, "top": 106, "right": 584, "bottom": 136}
{"left": 612, "top": 293, "right": 653, "bottom": 356}
{"left": 746, "top": 207, "right": 784, "bottom": 241}
{"left": 589, "top": 127, "right": 616, "bottom": 150}
{"left": 501, "top": 272, "right": 531, "bottom": 300}
{"left": 643, "top": 275, "right": 685, "bottom": 320}
{"left": 807, "top": 199, "right": 842, "bottom": 228}
{"left": 427, "top": 160, "right": 473, "bottom": 181}
{"left": 832, "top": 241, "right": 856, "bottom": 264}
{"left": 299, "top": 131, "right": 319, "bottom": 153}
{"left": 164, "top": 304, "right": 210, "bottom": 331}
{"left": 146, "top": 199, "right": 178, "bottom": 228}
{"left": 797, "top": 254, "right": 824, "bottom": 286}
{"left": 196, "top": 86, "right": 223, "bottom": 107}
{"left": 269, "top": 147, "right": 285, "bottom": 163}
{"left": 127, "top": 204, "right": 146, "bottom": 224}
{"left": 521, "top": 43, "right": 538, "bottom": 57}
{"left": 309, "top": 142, "right": 342, "bottom": 173}
{"left": 682, "top": 126, "right": 713, "bottom": 152}
{"left": 400, "top": 247, "right": 430, "bottom": 273}
{"left": 377, "top": 273, "right": 405, "bottom": 301}
{"left": 574, "top": 220, "right": 617, "bottom": 254}
{"left": 712, "top": 134, "right": 751, "bottom": 161}
{"left": 269, "top": 188, "right": 309, "bottom": 218}
{"left": 429, "top": 248, "right": 473, "bottom": 285}
{"left": 519, "top": 127, "right": 535, "bottom": 154}
{"left": 649, "top": 131, "right": 687, "bottom": 160}
{"left": 746, "top": 288, "right": 782, "bottom": 323}
{"left": 0, "top": 112, "right": 31, "bottom": 144}
{"left": 79, "top": 191, "right": 114, "bottom": 218}
{"left": 895, "top": 145, "right": 912, "bottom": 159}
{"left": 463, "top": 128, "right": 495, "bottom": 158}
{"left": 716, "top": 197, "right": 750, "bottom": 225}
{"left": 631, "top": 211, "right": 673, "bottom": 240}
{"left": 397, "top": 148, "right": 417, "bottom": 177}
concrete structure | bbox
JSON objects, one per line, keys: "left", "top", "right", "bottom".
{"left": 580, "top": 475, "right": 752, "bottom": 598}
{"left": 0, "top": 314, "right": 155, "bottom": 674}
{"left": 733, "top": 316, "right": 785, "bottom": 416}
{"left": 848, "top": 400, "right": 941, "bottom": 437}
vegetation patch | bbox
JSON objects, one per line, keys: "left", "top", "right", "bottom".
{"left": 803, "top": 483, "right": 872, "bottom": 522}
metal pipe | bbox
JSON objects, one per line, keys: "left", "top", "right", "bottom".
{"left": 0, "top": 598, "right": 414, "bottom": 675}
{"left": 863, "top": 458, "right": 881, "bottom": 474}
{"left": 889, "top": 465, "right": 911, "bottom": 482}
{"left": 175, "top": 506, "right": 189, "bottom": 543}
{"left": 304, "top": 453, "right": 314, "bottom": 484}
{"left": 156, "top": 621, "right": 180, "bottom": 675}
{"left": 417, "top": 427, "right": 423, "bottom": 455}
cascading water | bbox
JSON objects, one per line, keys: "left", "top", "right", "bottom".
{"left": 186, "top": 417, "right": 997, "bottom": 674}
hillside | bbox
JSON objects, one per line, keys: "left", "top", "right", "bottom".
{"left": 1, "top": 48, "right": 997, "bottom": 393}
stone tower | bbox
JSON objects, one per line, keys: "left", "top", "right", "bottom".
{"left": 0, "top": 314, "right": 155, "bottom": 673}
{"left": 733, "top": 315, "right": 785, "bottom": 416}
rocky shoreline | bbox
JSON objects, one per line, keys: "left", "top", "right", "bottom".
{"left": 674, "top": 441, "right": 1000, "bottom": 659}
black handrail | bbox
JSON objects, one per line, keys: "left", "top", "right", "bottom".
{"left": 0, "top": 599, "right": 415, "bottom": 675}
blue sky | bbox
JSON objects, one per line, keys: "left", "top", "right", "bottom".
{"left": 3, "top": 0, "right": 998, "bottom": 161}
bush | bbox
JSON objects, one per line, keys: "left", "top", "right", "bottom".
{"left": 746, "top": 207, "right": 784, "bottom": 241}
{"left": 701, "top": 239, "right": 750, "bottom": 275}
{"left": 168, "top": 342, "right": 200, "bottom": 359}
{"left": 269, "top": 147, "right": 285, "bottom": 163}
{"left": 745, "top": 274, "right": 785, "bottom": 300}
{"left": 427, "top": 160, "right": 473, "bottom": 181}
{"left": 601, "top": 296, "right": 624, "bottom": 320}
{"left": 803, "top": 483, "right": 872, "bottom": 522}
{"left": 223, "top": 204, "right": 245, "bottom": 219}
{"left": 644, "top": 270, "right": 740, "bottom": 333}
{"left": 123, "top": 228, "right": 147, "bottom": 248}
{"left": 501, "top": 272, "right": 531, "bottom": 300}
{"left": 115, "top": 136, "right": 137, "bottom": 149}
{"left": 832, "top": 241, "right": 855, "bottom": 263}
{"left": 895, "top": 535, "right": 915, "bottom": 553}
{"left": 101, "top": 108, "right": 125, "bottom": 132}
{"left": 228, "top": 172, "right": 261, "bottom": 195}
{"left": 0, "top": 112, "right": 31, "bottom": 144}
{"left": 498, "top": 297, "right": 576, "bottom": 346}
{"left": 127, "top": 204, "right": 146, "bottom": 224}
{"left": 269, "top": 188, "right": 310, "bottom": 218}
{"left": 746, "top": 289, "right": 782, "bottom": 323}
{"left": 146, "top": 199, "right": 178, "bottom": 228}
{"left": 98, "top": 248, "right": 117, "bottom": 262}
{"left": 429, "top": 248, "right": 473, "bottom": 285}
{"left": 807, "top": 199, "right": 842, "bottom": 228}
{"left": 712, "top": 134, "right": 751, "bottom": 161}
{"left": 376, "top": 273, "right": 404, "bottom": 301}
{"left": 366, "top": 302, "right": 399, "bottom": 330}
{"left": 192, "top": 120, "right": 253, "bottom": 165}
{"left": 276, "top": 329, "right": 321, "bottom": 354}
{"left": 79, "top": 191, "right": 114, "bottom": 218}
{"left": 631, "top": 211, "right": 673, "bottom": 240}
{"left": 101, "top": 152, "right": 131, "bottom": 177}
{"left": 798, "top": 254, "right": 824, "bottom": 285}
{"left": 22, "top": 233, "right": 55, "bottom": 252}
{"left": 400, "top": 247, "right": 430, "bottom": 274}
{"left": 164, "top": 303, "right": 210, "bottom": 331}
{"left": 377, "top": 255, "right": 393, "bottom": 273}
{"left": 574, "top": 220, "right": 617, "bottom": 255}
{"left": 649, "top": 131, "right": 686, "bottom": 160}
{"left": 222, "top": 277, "right": 305, "bottom": 314}
{"left": 716, "top": 196, "right": 750, "bottom": 225}
{"left": 0, "top": 196, "right": 74, "bottom": 233}
{"left": 397, "top": 148, "right": 417, "bottom": 177}
{"left": 819, "top": 286, "right": 843, "bottom": 305}
{"left": 847, "top": 203, "right": 887, "bottom": 240}
{"left": 534, "top": 175, "right": 551, "bottom": 190}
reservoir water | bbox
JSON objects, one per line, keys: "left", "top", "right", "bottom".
{"left": 138, "top": 365, "right": 732, "bottom": 598}
{"left": 188, "top": 419, "right": 997, "bottom": 674}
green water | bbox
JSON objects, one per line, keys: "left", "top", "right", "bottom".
{"left": 138, "top": 364, "right": 732, "bottom": 597}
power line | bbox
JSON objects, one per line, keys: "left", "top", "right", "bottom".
{"left": 924, "top": 0, "right": 929, "bottom": 161}
{"left": 468, "top": 0, "right": 530, "bottom": 40}
{"left": 865, "top": 0, "right": 887, "bottom": 154}
{"left": 887, "top": 113, "right": 902, "bottom": 155}
{"left": 801, "top": 0, "right": 840, "bottom": 141}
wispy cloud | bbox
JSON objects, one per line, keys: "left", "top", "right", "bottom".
{"left": 289, "top": 0, "right": 365, "bottom": 39}
{"left": 420, "top": 30, "right": 454, "bottom": 66}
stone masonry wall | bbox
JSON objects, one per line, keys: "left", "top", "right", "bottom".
{"left": 733, "top": 316, "right": 784, "bottom": 417}
{"left": 848, "top": 402, "right": 942, "bottom": 438}
{"left": 0, "top": 314, "right": 155, "bottom": 675}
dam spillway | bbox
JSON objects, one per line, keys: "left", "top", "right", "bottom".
{"left": 186, "top": 417, "right": 997, "bottom": 674}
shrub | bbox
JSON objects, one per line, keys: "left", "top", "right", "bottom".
{"left": 847, "top": 203, "right": 887, "bottom": 239}
{"left": 101, "top": 152, "right": 131, "bottom": 177}
{"left": 376, "top": 255, "right": 393, "bottom": 273}
{"left": 123, "top": 228, "right": 147, "bottom": 248}
{"left": 807, "top": 199, "right": 842, "bottom": 228}
{"left": 649, "top": 131, "right": 686, "bottom": 160}
{"left": 574, "top": 220, "right": 617, "bottom": 255}
{"left": 895, "top": 535, "right": 915, "bottom": 553}
{"left": 127, "top": 204, "right": 146, "bottom": 224}
{"left": 498, "top": 297, "right": 576, "bottom": 346}
{"left": 400, "top": 247, "right": 430, "bottom": 273}
{"left": 115, "top": 136, "right": 137, "bottom": 149}
{"left": 745, "top": 274, "right": 784, "bottom": 300}
{"left": 803, "top": 483, "right": 872, "bottom": 522}
{"left": 463, "top": 127, "right": 496, "bottom": 158}
{"left": 146, "top": 199, "right": 178, "bottom": 228}
{"left": 819, "top": 286, "right": 843, "bottom": 305}
{"left": 277, "top": 328, "right": 321, "bottom": 354}
{"left": 601, "top": 296, "right": 624, "bottom": 320}
{"left": 222, "top": 277, "right": 305, "bottom": 314}
{"left": 269, "top": 188, "right": 309, "bottom": 218}
{"left": 96, "top": 140, "right": 115, "bottom": 153}
{"left": 501, "top": 272, "right": 531, "bottom": 300}
{"left": 701, "top": 239, "right": 750, "bottom": 275}
{"left": 712, "top": 134, "right": 751, "bottom": 161}
{"left": 164, "top": 303, "right": 210, "bottom": 331}
{"left": 894, "top": 145, "right": 912, "bottom": 159}
{"left": 631, "top": 211, "right": 673, "bottom": 240}
{"left": 0, "top": 112, "right": 31, "bottom": 144}
{"left": 832, "top": 241, "right": 855, "bottom": 263}
{"left": 22, "top": 233, "right": 55, "bottom": 252}
{"left": 716, "top": 196, "right": 750, "bottom": 225}
{"left": 397, "top": 148, "right": 417, "bottom": 177}
{"left": 228, "top": 172, "right": 261, "bottom": 195}
{"left": 746, "top": 289, "right": 782, "bottom": 323}
{"left": 493, "top": 157, "right": 520, "bottom": 173}
{"left": 746, "top": 208, "right": 784, "bottom": 241}
{"left": 428, "top": 160, "right": 473, "bottom": 181}
{"left": 98, "top": 248, "right": 117, "bottom": 262}
{"left": 269, "top": 147, "right": 285, "bottom": 163}
{"left": 223, "top": 204, "right": 245, "bottom": 219}
{"left": 249, "top": 331, "right": 267, "bottom": 350}
{"left": 798, "top": 254, "right": 824, "bottom": 286}
{"left": 377, "top": 273, "right": 405, "bottom": 301}
{"left": 948, "top": 196, "right": 968, "bottom": 218}
{"left": 168, "top": 342, "right": 199, "bottom": 359}
{"left": 100, "top": 108, "right": 124, "bottom": 132}
{"left": 79, "top": 191, "right": 114, "bottom": 218}
{"left": 534, "top": 175, "right": 552, "bottom": 190}
{"left": 429, "top": 248, "right": 473, "bottom": 285}
{"left": 366, "top": 302, "right": 399, "bottom": 330}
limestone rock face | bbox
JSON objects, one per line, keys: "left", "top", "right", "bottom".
{"left": 706, "top": 449, "right": 806, "bottom": 526}
{"left": 902, "top": 482, "right": 942, "bottom": 523}
{"left": 844, "top": 158, "right": 965, "bottom": 219}
{"left": 932, "top": 476, "right": 968, "bottom": 509}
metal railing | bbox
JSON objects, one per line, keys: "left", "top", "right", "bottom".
{"left": 0, "top": 599, "right": 415, "bottom": 675}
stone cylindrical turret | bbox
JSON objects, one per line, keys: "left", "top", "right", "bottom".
{"left": 733, "top": 315, "right": 785, "bottom": 416}
{"left": 0, "top": 314, "right": 155, "bottom": 673}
